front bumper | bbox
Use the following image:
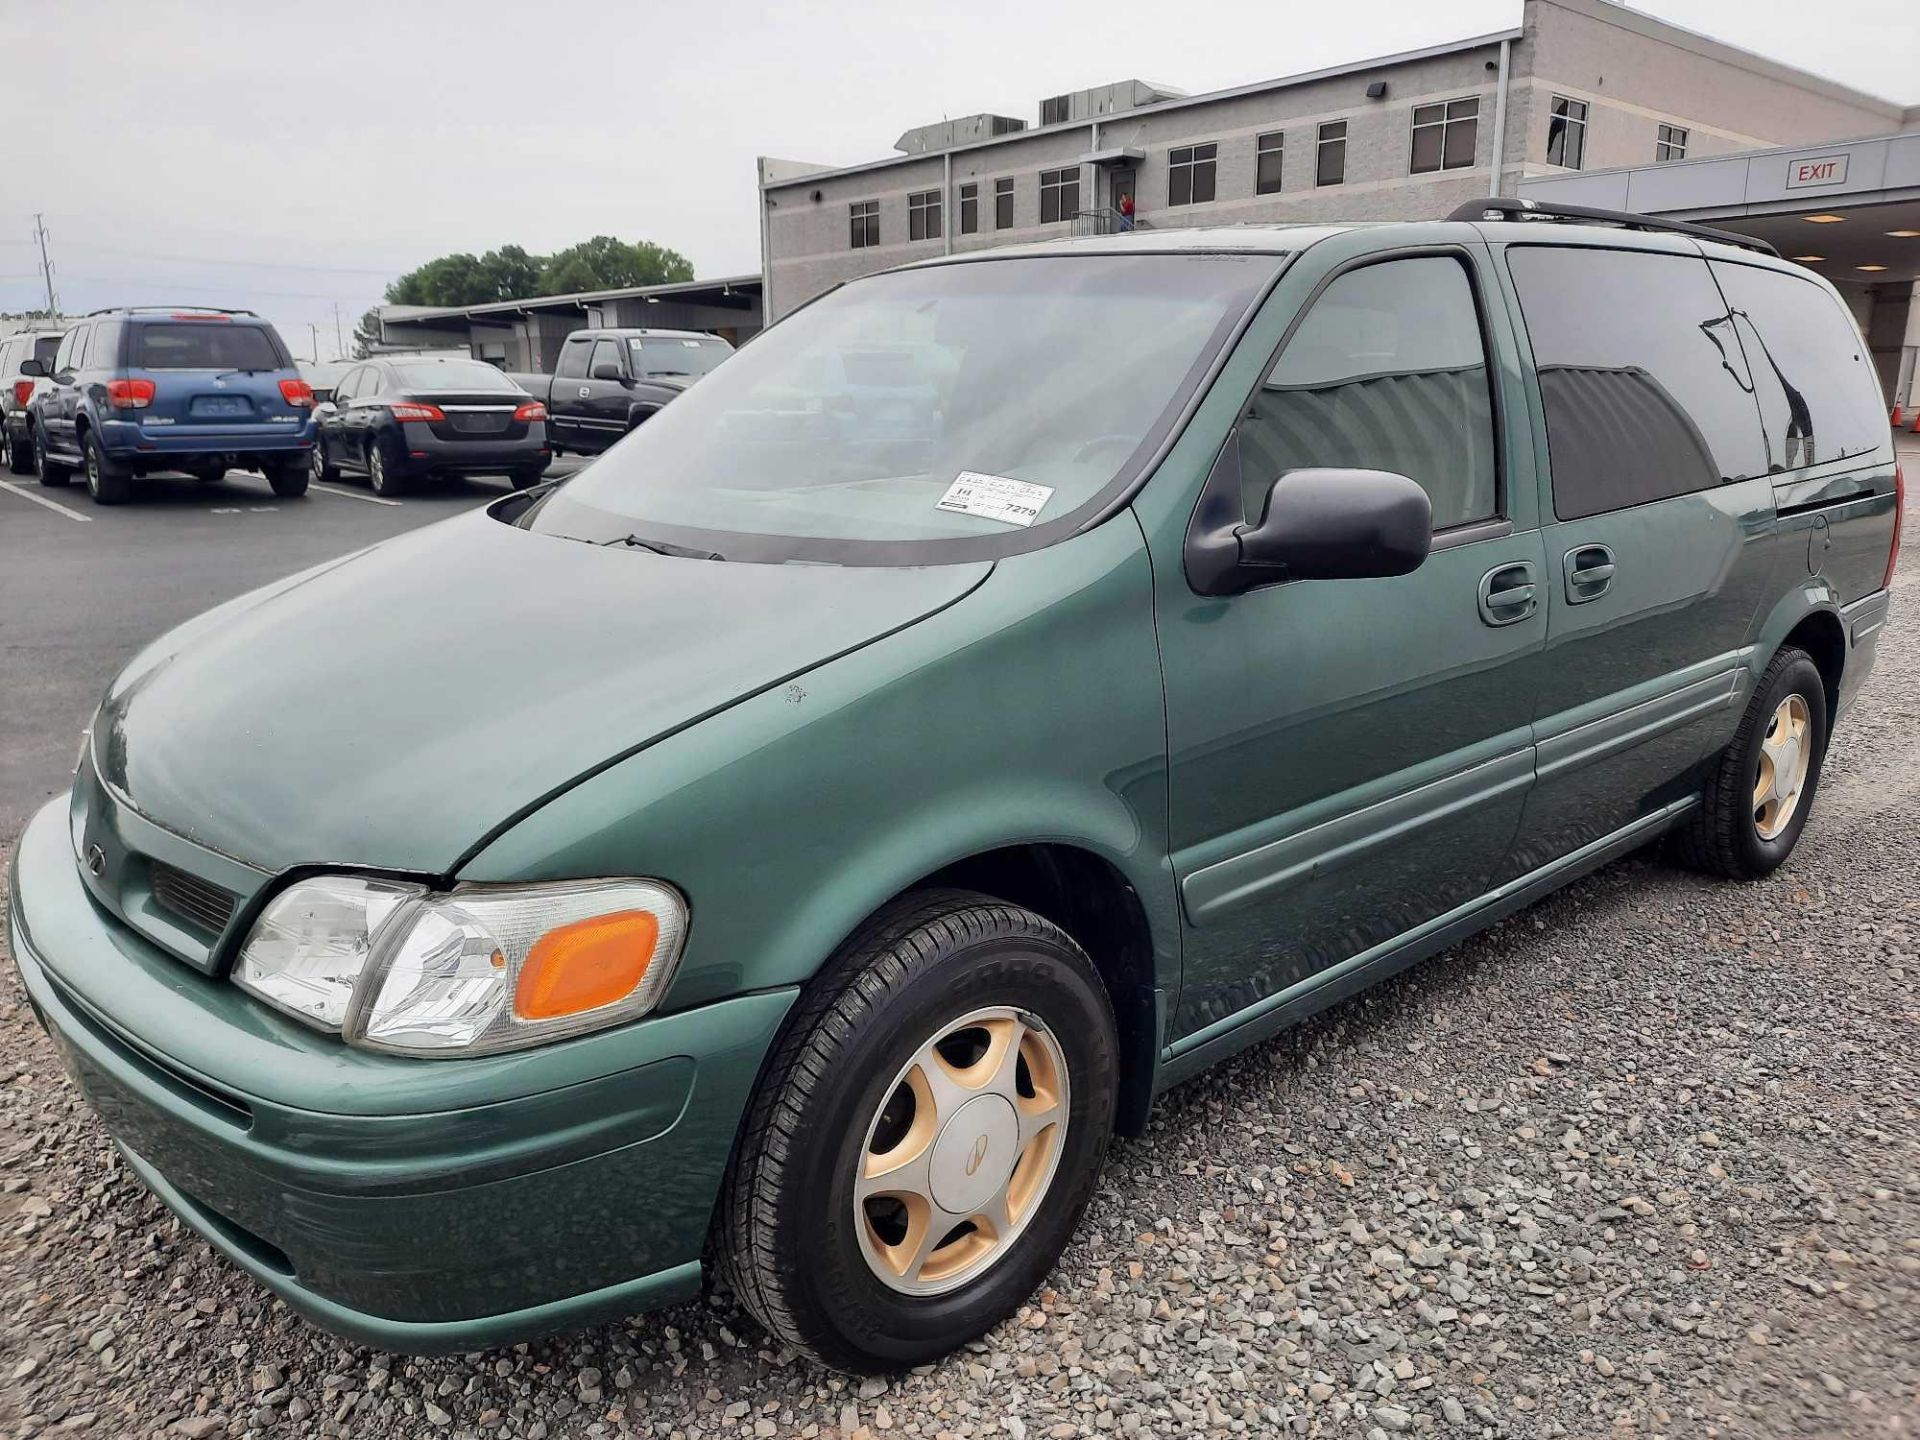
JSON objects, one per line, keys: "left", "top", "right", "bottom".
{"left": 7, "top": 798, "right": 793, "bottom": 1353}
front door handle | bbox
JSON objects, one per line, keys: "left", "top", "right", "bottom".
{"left": 1478, "top": 560, "right": 1539, "bottom": 627}
{"left": 1565, "top": 544, "right": 1615, "bottom": 604}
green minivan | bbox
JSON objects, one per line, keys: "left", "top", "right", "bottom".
{"left": 8, "top": 205, "right": 1900, "bottom": 1373}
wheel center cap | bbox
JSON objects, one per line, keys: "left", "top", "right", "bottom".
{"left": 928, "top": 1094, "right": 1018, "bottom": 1215}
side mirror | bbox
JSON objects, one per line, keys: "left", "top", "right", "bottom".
{"left": 1230, "top": 468, "right": 1431, "bottom": 589}
{"left": 313, "top": 400, "right": 338, "bottom": 418}
{"left": 591, "top": 362, "right": 628, "bottom": 384}
{"left": 18, "top": 358, "right": 45, "bottom": 378}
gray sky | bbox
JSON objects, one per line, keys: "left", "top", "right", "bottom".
{"left": 1, "top": 0, "right": 1911, "bottom": 358}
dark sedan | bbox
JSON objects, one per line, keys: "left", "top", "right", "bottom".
{"left": 312, "top": 356, "right": 550, "bottom": 495}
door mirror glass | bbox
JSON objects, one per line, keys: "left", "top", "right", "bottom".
{"left": 313, "top": 400, "right": 338, "bottom": 418}
{"left": 17, "top": 357, "right": 45, "bottom": 378}
{"left": 1238, "top": 468, "right": 1431, "bottom": 583}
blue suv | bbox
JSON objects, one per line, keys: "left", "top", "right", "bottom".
{"left": 26, "top": 308, "right": 316, "bottom": 505}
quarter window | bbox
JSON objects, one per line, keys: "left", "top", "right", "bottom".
{"left": 994, "top": 177, "right": 1014, "bottom": 229}
{"left": 850, "top": 200, "right": 880, "bottom": 249}
{"left": 1255, "top": 132, "right": 1284, "bottom": 194}
{"left": 1656, "top": 123, "right": 1688, "bottom": 162}
{"left": 1241, "top": 255, "right": 1498, "bottom": 531}
{"left": 1039, "top": 168, "right": 1079, "bottom": 224}
{"left": 908, "top": 190, "right": 942, "bottom": 242}
{"left": 959, "top": 182, "right": 979, "bottom": 235}
{"left": 1316, "top": 122, "right": 1347, "bottom": 186}
{"left": 1711, "top": 261, "right": 1885, "bottom": 474}
{"left": 1507, "top": 246, "right": 1769, "bottom": 518}
{"left": 1546, "top": 96, "right": 1588, "bottom": 169}
{"left": 1168, "top": 144, "right": 1218, "bottom": 206}
{"left": 1411, "top": 97, "right": 1479, "bottom": 174}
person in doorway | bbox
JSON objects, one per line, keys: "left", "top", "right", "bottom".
{"left": 1117, "top": 194, "right": 1136, "bottom": 232}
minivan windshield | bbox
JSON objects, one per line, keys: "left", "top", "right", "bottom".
{"left": 630, "top": 335, "right": 731, "bottom": 379}
{"left": 523, "top": 253, "right": 1281, "bottom": 563}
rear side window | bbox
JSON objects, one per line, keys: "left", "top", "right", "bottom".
{"left": 134, "top": 323, "right": 284, "bottom": 371}
{"left": 556, "top": 339, "right": 592, "bottom": 379}
{"left": 1711, "top": 262, "right": 1885, "bottom": 473}
{"left": 89, "top": 322, "right": 124, "bottom": 369}
{"left": 1241, "top": 255, "right": 1498, "bottom": 531}
{"left": 1506, "top": 246, "right": 1767, "bottom": 519}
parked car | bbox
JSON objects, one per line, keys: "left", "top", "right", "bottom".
{"left": 511, "top": 328, "right": 730, "bottom": 456}
{"left": 0, "top": 328, "right": 63, "bottom": 475}
{"left": 312, "top": 355, "right": 550, "bottom": 495}
{"left": 9, "top": 208, "right": 1899, "bottom": 1373}
{"left": 25, "top": 308, "right": 315, "bottom": 504}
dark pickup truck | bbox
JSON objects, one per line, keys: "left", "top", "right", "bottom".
{"left": 511, "top": 328, "right": 731, "bottom": 456}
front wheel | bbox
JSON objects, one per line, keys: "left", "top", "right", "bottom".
{"left": 719, "top": 891, "right": 1118, "bottom": 1373}
{"left": 33, "top": 427, "right": 70, "bottom": 487}
{"left": 1671, "top": 646, "right": 1828, "bottom": 880}
{"left": 310, "top": 445, "right": 339, "bottom": 485}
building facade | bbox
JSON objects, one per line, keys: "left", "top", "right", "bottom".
{"left": 758, "top": 0, "right": 1916, "bottom": 320}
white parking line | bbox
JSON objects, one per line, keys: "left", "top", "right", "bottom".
{"left": 310, "top": 482, "right": 402, "bottom": 508}
{"left": 0, "top": 479, "right": 92, "bottom": 522}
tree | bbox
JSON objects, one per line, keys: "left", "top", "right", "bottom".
{"left": 539, "top": 236, "right": 693, "bottom": 295}
{"left": 351, "top": 308, "right": 382, "bottom": 360}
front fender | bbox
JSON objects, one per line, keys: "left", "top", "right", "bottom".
{"left": 458, "top": 515, "right": 1178, "bottom": 1014}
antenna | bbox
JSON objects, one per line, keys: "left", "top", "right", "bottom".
{"left": 32, "top": 214, "right": 57, "bottom": 316}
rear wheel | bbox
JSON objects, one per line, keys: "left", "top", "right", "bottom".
{"left": 366, "top": 438, "right": 406, "bottom": 496}
{"left": 265, "top": 460, "right": 308, "bottom": 498}
{"left": 1671, "top": 646, "right": 1827, "bottom": 880}
{"left": 5, "top": 429, "right": 33, "bottom": 475}
{"left": 509, "top": 466, "right": 546, "bottom": 491}
{"left": 719, "top": 890, "right": 1118, "bottom": 1373}
{"left": 190, "top": 463, "right": 227, "bottom": 484}
{"left": 81, "top": 430, "right": 130, "bottom": 505}
{"left": 33, "top": 427, "right": 70, "bottom": 487}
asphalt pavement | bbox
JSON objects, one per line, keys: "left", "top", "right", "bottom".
{"left": 0, "top": 456, "right": 588, "bottom": 841}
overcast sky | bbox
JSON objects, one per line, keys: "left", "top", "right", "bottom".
{"left": 1, "top": 0, "right": 1911, "bottom": 358}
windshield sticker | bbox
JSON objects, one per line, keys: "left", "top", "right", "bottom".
{"left": 936, "top": 472, "right": 1054, "bottom": 528}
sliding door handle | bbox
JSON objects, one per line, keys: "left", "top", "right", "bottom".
{"left": 1565, "top": 544, "right": 1616, "bottom": 604}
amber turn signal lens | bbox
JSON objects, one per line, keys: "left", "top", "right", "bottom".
{"left": 514, "top": 910, "right": 661, "bottom": 1020}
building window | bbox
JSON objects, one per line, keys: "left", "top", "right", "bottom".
{"left": 1256, "top": 132, "right": 1285, "bottom": 194}
{"left": 1166, "top": 143, "right": 1218, "bottom": 206}
{"left": 958, "top": 182, "right": 979, "bottom": 234}
{"left": 995, "top": 177, "right": 1014, "bottom": 229}
{"left": 908, "top": 189, "right": 942, "bottom": 241}
{"left": 1546, "top": 96, "right": 1588, "bottom": 168}
{"left": 1040, "top": 94, "right": 1070, "bottom": 127}
{"left": 1316, "top": 121, "right": 1347, "bottom": 186}
{"left": 1410, "top": 96, "right": 1479, "bottom": 174}
{"left": 1656, "top": 123, "right": 1688, "bottom": 162}
{"left": 1039, "top": 167, "right": 1079, "bottom": 224}
{"left": 850, "top": 200, "right": 879, "bottom": 249}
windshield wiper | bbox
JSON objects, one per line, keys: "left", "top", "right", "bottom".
{"left": 603, "top": 534, "right": 726, "bottom": 561}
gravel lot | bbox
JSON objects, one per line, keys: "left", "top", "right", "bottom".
{"left": 2, "top": 481, "right": 1914, "bottom": 1439}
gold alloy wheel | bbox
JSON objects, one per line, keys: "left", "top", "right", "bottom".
{"left": 855, "top": 1006, "right": 1069, "bottom": 1296}
{"left": 1753, "top": 693, "right": 1812, "bottom": 841}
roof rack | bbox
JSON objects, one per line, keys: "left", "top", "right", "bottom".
{"left": 82, "top": 305, "right": 263, "bottom": 318}
{"left": 1445, "top": 197, "right": 1779, "bottom": 257}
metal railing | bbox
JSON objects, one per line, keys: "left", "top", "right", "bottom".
{"left": 1069, "top": 208, "right": 1147, "bottom": 237}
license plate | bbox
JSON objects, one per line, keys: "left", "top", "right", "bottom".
{"left": 450, "top": 412, "right": 509, "bottom": 434}
{"left": 190, "top": 396, "right": 248, "bottom": 418}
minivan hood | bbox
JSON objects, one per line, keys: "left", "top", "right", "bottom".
{"left": 96, "top": 508, "right": 990, "bottom": 874}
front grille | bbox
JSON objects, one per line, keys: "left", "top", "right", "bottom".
{"left": 148, "top": 861, "right": 237, "bottom": 935}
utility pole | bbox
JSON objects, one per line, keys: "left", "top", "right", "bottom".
{"left": 332, "top": 303, "right": 344, "bottom": 360}
{"left": 31, "top": 214, "right": 57, "bottom": 317}
{"left": 309, "top": 323, "right": 320, "bottom": 363}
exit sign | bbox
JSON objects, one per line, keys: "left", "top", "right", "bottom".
{"left": 1786, "top": 154, "right": 1849, "bottom": 189}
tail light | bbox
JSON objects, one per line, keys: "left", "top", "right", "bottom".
{"left": 1884, "top": 462, "right": 1904, "bottom": 591}
{"left": 279, "top": 378, "right": 314, "bottom": 408}
{"left": 513, "top": 401, "right": 547, "bottom": 423}
{"left": 11, "top": 380, "right": 31, "bottom": 407}
{"left": 105, "top": 378, "right": 157, "bottom": 409}
{"left": 388, "top": 401, "right": 446, "bottom": 423}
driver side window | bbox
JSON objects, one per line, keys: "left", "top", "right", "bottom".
{"left": 1241, "top": 255, "right": 1498, "bottom": 531}
{"left": 589, "top": 339, "right": 621, "bottom": 378}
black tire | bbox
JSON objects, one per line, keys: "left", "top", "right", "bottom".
{"left": 5, "top": 429, "right": 33, "bottom": 475}
{"left": 191, "top": 464, "right": 227, "bottom": 484}
{"left": 310, "top": 445, "right": 339, "bottom": 485}
{"left": 265, "top": 461, "right": 308, "bottom": 498}
{"left": 509, "top": 466, "right": 546, "bottom": 491}
{"left": 719, "top": 890, "right": 1118, "bottom": 1373}
{"left": 1670, "top": 646, "right": 1827, "bottom": 880}
{"left": 81, "top": 429, "right": 131, "bottom": 505}
{"left": 366, "top": 436, "right": 406, "bottom": 496}
{"left": 32, "top": 426, "right": 70, "bottom": 487}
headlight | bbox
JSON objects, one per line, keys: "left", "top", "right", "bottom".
{"left": 234, "top": 877, "right": 688, "bottom": 1056}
